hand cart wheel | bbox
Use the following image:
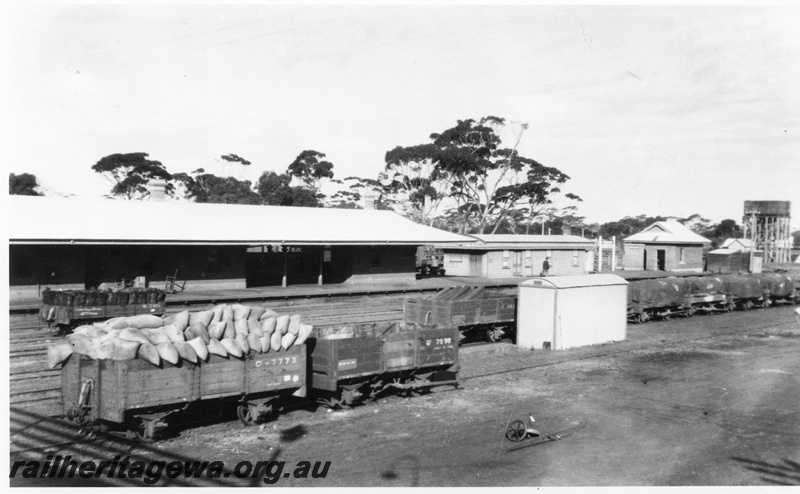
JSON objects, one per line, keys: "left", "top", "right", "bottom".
{"left": 505, "top": 420, "right": 528, "bottom": 442}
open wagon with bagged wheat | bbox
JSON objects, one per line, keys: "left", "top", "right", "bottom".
{"left": 309, "top": 322, "right": 460, "bottom": 409}
{"left": 48, "top": 303, "right": 313, "bottom": 441}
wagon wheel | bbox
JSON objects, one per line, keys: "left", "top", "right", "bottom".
{"left": 130, "top": 417, "right": 156, "bottom": 443}
{"left": 237, "top": 404, "right": 258, "bottom": 426}
{"left": 485, "top": 326, "right": 504, "bottom": 343}
{"left": 340, "top": 387, "right": 362, "bottom": 408}
{"left": 505, "top": 420, "right": 528, "bottom": 442}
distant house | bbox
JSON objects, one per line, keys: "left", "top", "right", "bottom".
{"left": 623, "top": 221, "right": 711, "bottom": 273}
{"left": 707, "top": 238, "right": 762, "bottom": 274}
{"left": 719, "top": 238, "right": 753, "bottom": 251}
{"left": 440, "top": 234, "right": 595, "bottom": 278}
{"left": 8, "top": 196, "right": 471, "bottom": 300}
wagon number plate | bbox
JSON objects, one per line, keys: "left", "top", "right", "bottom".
{"left": 338, "top": 358, "right": 357, "bottom": 370}
{"left": 254, "top": 356, "right": 298, "bottom": 367}
{"left": 426, "top": 338, "right": 453, "bottom": 346}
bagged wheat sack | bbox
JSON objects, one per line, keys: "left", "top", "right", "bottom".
{"left": 46, "top": 340, "right": 74, "bottom": 369}
{"left": 207, "top": 338, "right": 228, "bottom": 357}
{"left": 186, "top": 337, "right": 209, "bottom": 361}
{"left": 156, "top": 342, "right": 180, "bottom": 365}
{"left": 137, "top": 341, "right": 161, "bottom": 366}
{"left": 221, "top": 338, "right": 243, "bottom": 358}
{"left": 174, "top": 341, "right": 198, "bottom": 364}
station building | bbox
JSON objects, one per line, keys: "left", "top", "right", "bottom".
{"left": 623, "top": 221, "right": 711, "bottom": 273}
{"left": 8, "top": 195, "right": 471, "bottom": 300}
{"left": 440, "top": 234, "right": 595, "bottom": 278}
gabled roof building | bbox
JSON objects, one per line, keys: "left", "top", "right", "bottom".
{"left": 440, "top": 233, "right": 595, "bottom": 278}
{"left": 623, "top": 221, "right": 711, "bottom": 273}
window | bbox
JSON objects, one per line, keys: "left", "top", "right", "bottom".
{"left": 502, "top": 250, "right": 510, "bottom": 269}
{"left": 680, "top": 247, "right": 685, "bottom": 263}
{"left": 524, "top": 250, "right": 532, "bottom": 268}
{"left": 450, "top": 254, "right": 463, "bottom": 263}
{"left": 573, "top": 251, "right": 579, "bottom": 267}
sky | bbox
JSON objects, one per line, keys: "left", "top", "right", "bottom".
{"left": 3, "top": 3, "right": 799, "bottom": 229}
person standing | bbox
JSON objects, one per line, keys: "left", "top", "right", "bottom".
{"left": 541, "top": 256, "right": 551, "bottom": 276}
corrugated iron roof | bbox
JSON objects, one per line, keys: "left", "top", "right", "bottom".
{"left": 443, "top": 243, "right": 593, "bottom": 251}
{"left": 519, "top": 274, "right": 629, "bottom": 288}
{"left": 440, "top": 233, "right": 594, "bottom": 251}
{"left": 721, "top": 238, "right": 753, "bottom": 250}
{"left": 468, "top": 234, "right": 594, "bottom": 245}
{"left": 623, "top": 221, "right": 711, "bottom": 245}
{"left": 8, "top": 196, "right": 474, "bottom": 245}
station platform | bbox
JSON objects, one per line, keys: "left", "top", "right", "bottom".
{"left": 8, "top": 270, "right": 692, "bottom": 313}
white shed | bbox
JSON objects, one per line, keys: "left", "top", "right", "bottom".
{"left": 517, "top": 274, "right": 629, "bottom": 351}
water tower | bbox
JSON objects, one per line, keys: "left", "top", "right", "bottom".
{"left": 742, "top": 201, "right": 792, "bottom": 263}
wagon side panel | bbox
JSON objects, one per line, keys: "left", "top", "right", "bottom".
{"left": 403, "top": 299, "right": 434, "bottom": 326}
{"left": 382, "top": 331, "right": 417, "bottom": 371}
{"left": 117, "top": 360, "right": 196, "bottom": 418}
{"left": 199, "top": 355, "right": 246, "bottom": 398}
{"left": 310, "top": 336, "right": 382, "bottom": 390}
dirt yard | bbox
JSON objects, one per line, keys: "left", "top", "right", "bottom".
{"left": 10, "top": 305, "right": 800, "bottom": 487}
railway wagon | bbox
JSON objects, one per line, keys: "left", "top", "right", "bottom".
{"left": 61, "top": 345, "right": 306, "bottom": 441}
{"left": 310, "top": 322, "right": 459, "bottom": 409}
{"left": 403, "top": 286, "right": 516, "bottom": 341}
{"left": 752, "top": 272, "right": 797, "bottom": 304}
{"left": 626, "top": 273, "right": 797, "bottom": 323}
{"left": 40, "top": 288, "right": 166, "bottom": 329}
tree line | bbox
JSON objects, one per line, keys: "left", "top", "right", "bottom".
{"left": 9, "top": 115, "right": 780, "bottom": 248}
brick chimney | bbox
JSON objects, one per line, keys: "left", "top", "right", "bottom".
{"left": 363, "top": 193, "right": 375, "bottom": 210}
{"left": 147, "top": 179, "right": 167, "bottom": 201}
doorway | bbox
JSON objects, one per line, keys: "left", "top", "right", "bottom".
{"left": 512, "top": 251, "right": 524, "bottom": 276}
{"left": 657, "top": 250, "right": 666, "bottom": 271}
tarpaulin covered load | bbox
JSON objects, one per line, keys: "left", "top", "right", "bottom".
{"left": 628, "top": 279, "right": 685, "bottom": 309}
{"left": 42, "top": 287, "right": 166, "bottom": 307}
{"left": 718, "top": 275, "right": 767, "bottom": 300}
{"left": 753, "top": 273, "right": 795, "bottom": 298}
{"left": 683, "top": 276, "right": 725, "bottom": 296}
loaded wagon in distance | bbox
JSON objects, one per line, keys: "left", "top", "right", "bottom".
{"left": 40, "top": 288, "right": 166, "bottom": 330}
{"left": 403, "top": 286, "right": 517, "bottom": 342}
